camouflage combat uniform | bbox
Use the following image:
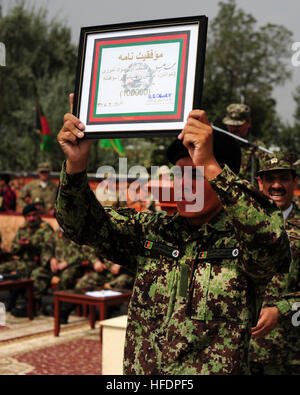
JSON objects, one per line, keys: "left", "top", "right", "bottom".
{"left": 55, "top": 162, "right": 290, "bottom": 375}
{"left": 239, "top": 141, "right": 265, "bottom": 186}
{"left": 222, "top": 103, "right": 265, "bottom": 187}
{"left": 0, "top": 218, "right": 54, "bottom": 299}
{"left": 33, "top": 229, "right": 86, "bottom": 293}
{"left": 250, "top": 203, "right": 300, "bottom": 375}
{"left": 75, "top": 246, "right": 133, "bottom": 291}
{"left": 18, "top": 179, "right": 57, "bottom": 212}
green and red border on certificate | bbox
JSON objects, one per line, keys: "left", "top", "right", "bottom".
{"left": 87, "top": 31, "right": 190, "bottom": 125}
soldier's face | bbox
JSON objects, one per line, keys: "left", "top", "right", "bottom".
{"left": 25, "top": 211, "right": 40, "bottom": 227}
{"left": 258, "top": 170, "right": 298, "bottom": 211}
{"left": 175, "top": 157, "right": 223, "bottom": 224}
{"left": 227, "top": 121, "right": 251, "bottom": 138}
{"left": 39, "top": 171, "right": 49, "bottom": 182}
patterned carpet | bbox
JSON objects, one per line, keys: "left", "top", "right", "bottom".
{"left": 0, "top": 313, "right": 102, "bottom": 375}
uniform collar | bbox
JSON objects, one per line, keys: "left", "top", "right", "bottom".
{"left": 282, "top": 204, "right": 293, "bottom": 221}
{"left": 171, "top": 209, "right": 230, "bottom": 242}
{"left": 286, "top": 202, "right": 300, "bottom": 228}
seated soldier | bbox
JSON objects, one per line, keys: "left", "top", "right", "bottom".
{"left": 75, "top": 246, "right": 134, "bottom": 291}
{"left": 0, "top": 204, "right": 54, "bottom": 315}
{"left": 35, "top": 229, "right": 87, "bottom": 322}
{"left": 103, "top": 264, "right": 134, "bottom": 291}
{"left": 34, "top": 228, "right": 85, "bottom": 294}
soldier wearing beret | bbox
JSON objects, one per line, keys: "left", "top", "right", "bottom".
{"left": 250, "top": 152, "right": 300, "bottom": 375}
{"left": 223, "top": 103, "right": 265, "bottom": 186}
{"left": 54, "top": 94, "right": 291, "bottom": 374}
{"left": 0, "top": 204, "right": 54, "bottom": 315}
{"left": 18, "top": 162, "right": 57, "bottom": 215}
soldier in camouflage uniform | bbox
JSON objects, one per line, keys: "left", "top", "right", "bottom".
{"left": 223, "top": 103, "right": 265, "bottom": 186}
{"left": 55, "top": 103, "right": 290, "bottom": 375}
{"left": 0, "top": 204, "right": 54, "bottom": 311}
{"left": 18, "top": 162, "right": 57, "bottom": 214}
{"left": 75, "top": 246, "right": 133, "bottom": 291}
{"left": 250, "top": 151, "right": 300, "bottom": 375}
{"left": 74, "top": 245, "right": 110, "bottom": 290}
{"left": 33, "top": 229, "right": 86, "bottom": 294}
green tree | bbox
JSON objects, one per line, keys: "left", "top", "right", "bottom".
{"left": 0, "top": 0, "right": 77, "bottom": 171}
{"left": 275, "top": 86, "right": 300, "bottom": 157}
{"left": 0, "top": 0, "right": 296, "bottom": 174}
{"left": 202, "top": 0, "right": 293, "bottom": 144}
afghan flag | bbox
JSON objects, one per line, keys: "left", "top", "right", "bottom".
{"left": 36, "top": 103, "right": 53, "bottom": 152}
{"left": 99, "top": 139, "right": 125, "bottom": 156}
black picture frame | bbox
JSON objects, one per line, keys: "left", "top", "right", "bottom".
{"left": 73, "top": 15, "right": 208, "bottom": 139}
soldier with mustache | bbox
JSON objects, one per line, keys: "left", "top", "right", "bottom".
{"left": 250, "top": 152, "right": 300, "bottom": 375}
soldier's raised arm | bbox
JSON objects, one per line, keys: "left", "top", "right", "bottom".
{"left": 180, "top": 110, "right": 291, "bottom": 279}
{"left": 57, "top": 94, "right": 92, "bottom": 175}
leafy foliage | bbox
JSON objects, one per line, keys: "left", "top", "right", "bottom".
{"left": 0, "top": 0, "right": 298, "bottom": 174}
{"left": 0, "top": 0, "right": 77, "bottom": 171}
{"left": 203, "top": 0, "right": 293, "bottom": 145}
{"left": 275, "top": 86, "right": 300, "bottom": 157}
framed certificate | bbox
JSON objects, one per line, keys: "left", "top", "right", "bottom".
{"left": 73, "top": 16, "right": 208, "bottom": 139}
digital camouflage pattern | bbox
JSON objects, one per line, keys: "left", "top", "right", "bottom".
{"left": 108, "top": 273, "right": 133, "bottom": 290}
{"left": 37, "top": 162, "right": 52, "bottom": 172}
{"left": 250, "top": 203, "right": 300, "bottom": 374}
{"left": 222, "top": 103, "right": 251, "bottom": 126}
{"left": 221, "top": 103, "right": 265, "bottom": 186}
{"left": 75, "top": 245, "right": 114, "bottom": 290}
{"left": 75, "top": 268, "right": 133, "bottom": 291}
{"left": 75, "top": 245, "right": 134, "bottom": 291}
{"left": 257, "top": 151, "right": 299, "bottom": 174}
{"left": 33, "top": 229, "right": 86, "bottom": 294}
{"left": 239, "top": 142, "right": 265, "bottom": 186}
{"left": 55, "top": 161, "right": 291, "bottom": 375}
{"left": 0, "top": 218, "right": 54, "bottom": 298}
{"left": 50, "top": 229, "right": 85, "bottom": 290}
{"left": 18, "top": 179, "right": 57, "bottom": 212}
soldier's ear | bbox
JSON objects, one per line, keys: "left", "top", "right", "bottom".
{"left": 257, "top": 176, "right": 264, "bottom": 192}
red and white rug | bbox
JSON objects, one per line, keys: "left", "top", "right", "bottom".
{"left": 0, "top": 314, "right": 102, "bottom": 375}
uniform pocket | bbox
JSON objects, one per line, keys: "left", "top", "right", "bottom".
{"left": 131, "top": 255, "right": 175, "bottom": 317}
{"left": 190, "top": 260, "right": 249, "bottom": 324}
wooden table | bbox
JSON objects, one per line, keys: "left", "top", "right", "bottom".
{"left": 0, "top": 279, "right": 34, "bottom": 320}
{"left": 53, "top": 290, "right": 132, "bottom": 336}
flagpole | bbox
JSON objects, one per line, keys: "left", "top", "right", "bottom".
{"left": 211, "top": 124, "right": 273, "bottom": 154}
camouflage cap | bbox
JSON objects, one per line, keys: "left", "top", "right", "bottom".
{"left": 222, "top": 103, "right": 251, "bottom": 126}
{"left": 37, "top": 162, "right": 51, "bottom": 172}
{"left": 257, "top": 151, "right": 299, "bottom": 175}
